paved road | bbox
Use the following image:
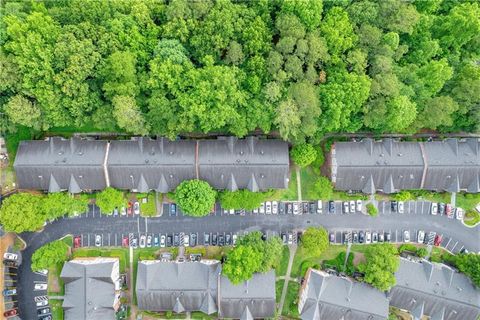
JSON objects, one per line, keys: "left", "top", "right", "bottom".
{"left": 17, "top": 200, "right": 480, "bottom": 320}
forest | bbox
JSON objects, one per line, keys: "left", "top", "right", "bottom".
{"left": 0, "top": 0, "right": 479, "bottom": 144}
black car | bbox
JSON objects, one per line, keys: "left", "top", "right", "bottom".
{"left": 279, "top": 202, "right": 286, "bottom": 214}
{"left": 287, "top": 203, "right": 293, "bottom": 214}
{"left": 190, "top": 233, "right": 197, "bottom": 247}
{"left": 173, "top": 233, "right": 180, "bottom": 246}
{"left": 329, "top": 232, "right": 335, "bottom": 243}
{"left": 353, "top": 232, "right": 359, "bottom": 243}
{"left": 385, "top": 232, "right": 391, "bottom": 242}
{"left": 302, "top": 202, "right": 309, "bottom": 214}
{"left": 391, "top": 201, "right": 398, "bottom": 212}
{"left": 39, "top": 316, "right": 52, "bottom": 320}
{"left": 282, "top": 233, "right": 288, "bottom": 244}
{"left": 38, "top": 308, "right": 51, "bottom": 316}
{"left": 359, "top": 231, "right": 365, "bottom": 243}
{"left": 328, "top": 201, "right": 335, "bottom": 213}
{"left": 438, "top": 202, "right": 445, "bottom": 215}
{"left": 261, "top": 232, "right": 267, "bottom": 241}
{"left": 166, "top": 235, "right": 173, "bottom": 247}
{"left": 218, "top": 234, "right": 225, "bottom": 246}
{"left": 204, "top": 233, "right": 210, "bottom": 246}
{"left": 225, "top": 233, "right": 231, "bottom": 245}
{"left": 309, "top": 202, "right": 316, "bottom": 214}
{"left": 343, "top": 232, "right": 351, "bottom": 244}
{"left": 212, "top": 233, "right": 218, "bottom": 246}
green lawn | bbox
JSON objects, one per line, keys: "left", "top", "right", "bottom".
{"left": 47, "top": 262, "right": 65, "bottom": 296}
{"left": 291, "top": 245, "right": 348, "bottom": 278}
{"left": 137, "top": 193, "right": 157, "bottom": 217}
{"left": 278, "top": 169, "right": 298, "bottom": 200}
{"left": 50, "top": 299, "right": 64, "bottom": 320}
{"left": 275, "top": 280, "right": 284, "bottom": 302}
{"left": 5, "top": 126, "right": 32, "bottom": 160}
{"left": 282, "top": 281, "right": 300, "bottom": 318}
{"left": 465, "top": 209, "right": 480, "bottom": 226}
{"left": 300, "top": 167, "right": 318, "bottom": 200}
{"left": 276, "top": 246, "right": 290, "bottom": 276}
{"left": 72, "top": 248, "right": 129, "bottom": 273}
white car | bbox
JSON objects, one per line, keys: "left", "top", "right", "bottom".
{"left": 317, "top": 200, "right": 323, "bottom": 214}
{"left": 160, "top": 235, "right": 166, "bottom": 248}
{"left": 3, "top": 253, "right": 18, "bottom": 261}
{"left": 232, "top": 234, "right": 237, "bottom": 245}
{"left": 95, "top": 235, "right": 102, "bottom": 247}
{"left": 293, "top": 202, "right": 299, "bottom": 215}
{"left": 349, "top": 201, "right": 355, "bottom": 212}
{"left": 184, "top": 234, "right": 190, "bottom": 247}
{"left": 147, "top": 235, "right": 152, "bottom": 248}
{"left": 139, "top": 235, "right": 146, "bottom": 248}
{"left": 120, "top": 206, "right": 126, "bottom": 216}
{"left": 272, "top": 201, "right": 278, "bottom": 214}
{"left": 356, "top": 200, "right": 362, "bottom": 212}
{"left": 36, "top": 300, "right": 49, "bottom": 307}
{"left": 253, "top": 208, "right": 258, "bottom": 214}
{"left": 365, "top": 231, "right": 371, "bottom": 244}
{"left": 288, "top": 233, "right": 293, "bottom": 245}
{"left": 265, "top": 201, "right": 272, "bottom": 214}
{"left": 35, "top": 269, "right": 48, "bottom": 276}
{"left": 134, "top": 201, "right": 140, "bottom": 215}
{"left": 431, "top": 202, "right": 438, "bottom": 215}
{"left": 404, "top": 230, "right": 410, "bottom": 243}
{"left": 229, "top": 209, "right": 234, "bottom": 215}
{"left": 455, "top": 208, "right": 464, "bottom": 220}
{"left": 398, "top": 201, "right": 404, "bottom": 213}
{"left": 34, "top": 283, "right": 48, "bottom": 291}
{"left": 417, "top": 230, "right": 425, "bottom": 244}
{"left": 343, "top": 202, "right": 349, "bottom": 214}
{"left": 259, "top": 203, "right": 265, "bottom": 214}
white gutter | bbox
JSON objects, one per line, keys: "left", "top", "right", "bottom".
{"left": 104, "top": 142, "right": 111, "bottom": 187}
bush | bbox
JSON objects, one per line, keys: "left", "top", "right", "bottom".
{"left": 323, "top": 252, "right": 355, "bottom": 275}
{"left": 290, "top": 144, "right": 317, "bottom": 167}
{"left": 175, "top": 180, "right": 217, "bottom": 217}
{"left": 398, "top": 244, "right": 417, "bottom": 253}
{"left": 416, "top": 247, "right": 428, "bottom": 258}
{"left": 219, "top": 189, "right": 269, "bottom": 210}
{"left": 366, "top": 203, "right": 378, "bottom": 216}
{"left": 300, "top": 260, "right": 320, "bottom": 277}
{"left": 393, "top": 190, "right": 414, "bottom": 201}
{"left": 307, "top": 176, "right": 333, "bottom": 200}
{"left": 96, "top": 188, "right": 126, "bottom": 214}
{"left": 32, "top": 240, "right": 70, "bottom": 271}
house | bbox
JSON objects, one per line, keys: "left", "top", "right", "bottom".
{"left": 298, "top": 268, "right": 389, "bottom": 320}
{"left": 218, "top": 270, "right": 276, "bottom": 319}
{"left": 136, "top": 260, "right": 221, "bottom": 314}
{"left": 14, "top": 137, "right": 108, "bottom": 193}
{"left": 388, "top": 258, "right": 480, "bottom": 320}
{"left": 198, "top": 136, "right": 290, "bottom": 192}
{"left": 331, "top": 138, "right": 480, "bottom": 194}
{"left": 60, "top": 257, "right": 121, "bottom": 320}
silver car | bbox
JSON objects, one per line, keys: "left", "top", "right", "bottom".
{"left": 265, "top": 201, "right": 272, "bottom": 214}
{"left": 272, "top": 201, "right": 278, "bottom": 214}
{"left": 349, "top": 201, "right": 355, "bottom": 212}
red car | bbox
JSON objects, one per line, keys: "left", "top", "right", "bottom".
{"left": 122, "top": 236, "right": 129, "bottom": 247}
{"left": 4, "top": 309, "right": 18, "bottom": 318}
{"left": 127, "top": 202, "right": 133, "bottom": 215}
{"left": 74, "top": 236, "right": 81, "bottom": 248}
{"left": 434, "top": 234, "right": 443, "bottom": 246}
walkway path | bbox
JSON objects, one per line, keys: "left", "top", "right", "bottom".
{"left": 129, "top": 246, "right": 136, "bottom": 320}
{"left": 296, "top": 166, "right": 302, "bottom": 202}
{"left": 47, "top": 296, "right": 64, "bottom": 300}
{"left": 277, "top": 244, "right": 297, "bottom": 315}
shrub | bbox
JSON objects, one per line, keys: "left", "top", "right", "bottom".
{"left": 174, "top": 180, "right": 217, "bottom": 217}
{"left": 290, "top": 144, "right": 317, "bottom": 167}
{"left": 416, "top": 247, "right": 428, "bottom": 258}
{"left": 393, "top": 190, "right": 414, "bottom": 201}
{"left": 366, "top": 203, "right": 378, "bottom": 216}
{"left": 219, "top": 189, "right": 269, "bottom": 210}
{"left": 300, "top": 260, "right": 320, "bottom": 276}
{"left": 398, "top": 244, "right": 417, "bottom": 253}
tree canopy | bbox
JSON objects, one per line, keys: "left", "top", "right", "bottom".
{"left": 95, "top": 187, "right": 126, "bottom": 214}
{"left": 174, "top": 180, "right": 217, "bottom": 217}
{"left": 358, "top": 243, "right": 399, "bottom": 291}
{"left": 300, "top": 227, "right": 329, "bottom": 256}
{"left": 1, "top": 0, "right": 479, "bottom": 140}
{"left": 290, "top": 144, "right": 318, "bottom": 168}
{"left": 31, "top": 240, "right": 69, "bottom": 271}
{"left": 454, "top": 253, "right": 480, "bottom": 287}
{"left": 219, "top": 189, "right": 271, "bottom": 211}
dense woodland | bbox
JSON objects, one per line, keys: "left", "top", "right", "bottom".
{"left": 1, "top": 0, "right": 479, "bottom": 143}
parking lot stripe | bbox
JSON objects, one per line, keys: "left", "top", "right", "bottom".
{"left": 458, "top": 245, "right": 464, "bottom": 252}
{"left": 445, "top": 238, "right": 451, "bottom": 248}
{"left": 451, "top": 241, "right": 458, "bottom": 251}
{"left": 87, "top": 234, "right": 90, "bottom": 247}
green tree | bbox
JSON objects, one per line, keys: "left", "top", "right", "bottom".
{"left": 290, "top": 144, "right": 317, "bottom": 167}
{"left": 300, "top": 227, "right": 329, "bottom": 256}
{"left": 307, "top": 176, "right": 333, "bottom": 200}
{"left": 175, "top": 180, "right": 217, "bottom": 217}
{"left": 0, "top": 193, "right": 45, "bottom": 233}
{"left": 454, "top": 253, "right": 480, "bottom": 287}
{"left": 358, "top": 243, "right": 399, "bottom": 291}
{"left": 4, "top": 95, "right": 41, "bottom": 129}
{"left": 223, "top": 245, "right": 262, "bottom": 284}
{"left": 41, "top": 193, "right": 88, "bottom": 220}
{"left": 95, "top": 188, "right": 126, "bottom": 214}
{"left": 367, "top": 203, "right": 378, "bottom": 216}
{"left": 280, "top": 0, "right": 323, "bottom": 31}
{"left": 320, "top": 7, "right": 357, "bottom": 59}
{"left": 101, "top": 51, "right": 138, "bottom": 99}
{"left": 31, "top": 240, "right": 69, "bottom": 271}
{"left": 112, "top": 95, "right": 148, "bottom": 135}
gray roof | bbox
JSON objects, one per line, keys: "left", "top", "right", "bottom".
{"left": 107, "top": 137, "right": 196, "bottom": 192}
{"left": 299, "top": 269, "right": 389, "bottom": 320}
{"left": 219, "top": 271, "right": 276, "bottom": 319}
{"left": 198, "top": 137, "right": 289, "bottom": 191}
{"left": 13, "top": 137, "right": 108, "bottom": 192}
{"left": 60, "top": 258, "right": 119, "bottom": 320}
{"left": 136, "top": 260, "right": 221, "bottom": 313}
{"left": 388, "top": 258, "right": 480, "bottom": 320}
{"left": 332, "top": 138, "right": 480, "bottom": 193}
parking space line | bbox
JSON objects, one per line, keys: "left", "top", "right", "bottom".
{"left": 445, "top": 238, "right": 451, "bottom": 248}
{"left": 108, "top": 233, "right": 111, "bottom": 246}
{"left": 87, "top": 234, "right": 90, "bottom": 247}
{"left": 458, "top": 245, "right": 464, "bottom": 252}
{"left": 451, "top": 241, "right": 458, "bottom": 251}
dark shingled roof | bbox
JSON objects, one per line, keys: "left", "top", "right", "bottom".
{"left": 13, "top": 137, "right": 108, "bottom": 192}
{"left": 332, "top": 138, "right": 480, "bottom": 194}
{"left": 298, "top": 269, "right": 389, "bottom": 320}
{"left": 106, "top": 137, "right": 196, "bottom": 192}
{"left": 388, "top": 258, "right": 480, "bottom": 320}
{"left": 198, "top": 136, "right": 289, "bottom": 191}
{"left": 218, "top": 271, "right": 276, "bottom": 319}
{"left": 136, "top": 260, "right": 221, "bottom": 314}
{"left": 60, "top": 258, "right": 119, "bottom": 320}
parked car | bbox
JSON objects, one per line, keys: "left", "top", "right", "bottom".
{"left": 184, "top": 234, "right": 190, "bottom": 247}
{"left": 391, "top": 201, "right": 398, "bottom": 212}
{"left": 3, "top": 309, "right": 18, "bottom": 318}
{"left": 122, "top": 236, "right": 129, "bottom": 247}
{"left": 147, "top": 235, "right": 152, "bottom": 248}
{"left": 133, "top": 201, "right": 140, "bottom": 215}
{"left": 127, "top": 202, "right": 133, "bottom": 215}
{"left": 288, "top": 233, "right": 293, "bottom": 245}
{"left": 385, "top": 232, "right": 391, "bottom": 242}
{"left": 253, "top": 207, "right": 258, "bottom": 214}
{"left": 212, "top": 233, "right": 218, "bottom": 246}
{"left": 431, "top": 202, "right": 438, "bottom": 215}
{"left": 446, "top": 204, "right": 453, "bottom": 218}
{"left": 3, "top": 253, "right": 18, "bottom": 261}
{"left": 372, "top": 232, "right": 378, "bottom": 243}
{"left": 140, "top": 235, "right": 146, "bottom": 248}
{"left": 279, "top": 202, "right": 286, "bottom": 214}
{"left": 229, "top": 209, "right": 234, "bottom": 215}
{"left": 154, "top": 235, "right": 159, "bottom": 247}
{"left": 329, "top": 232, "right": 335, "bottom": 243}
{"left": 343, "top": 232, "right": 351, "bottom": 244}
{"left": 204, "top": 233, "right": 210, "bottom": 246}
{"left": 3, "top": 260, "right": 17, "bottom": 267}
{"left": 417, "top": 230, "right": 425, "bottom": 244}
{"left": 293, "top": 202, "right": 300, "bottom": 215}
{"left": 218, "top": 234, "right": 225, "bottom": 246}
{"left": 36, "top": 299, "right": 49, "bottom": 307}
{"left": 272, "top": 201, "right": 278, "bottom": 214}
{"left": 3, "top": 288, "right": 16, "bottom": 296}
{"left": 74, "top": 236, "right": 81, "bottom": 248}
{"left": 343, "top": 202, "right": 349, "bottom": 214}
{"left": 356, "top": 200, "right": 362, "bottom": 212}
{"left": 426, "top": 231, "right": 436, "bottom": 245}
{"left": 166, "top": 235, "right": 172, "bottom": 247}
{"left": 455, "top": 207, "right": 464, "bottom": 220}
{"left": 173, "top": 233, "right": 180, "bottom": 246}
{"left": 113, "top": 207, "right": 118, "bottom": 216}
{"left": 286, "top": 203, "right": 293, "bottom": 214}
{"left": 349, "top": 201, "right": 355, "bottom": 213}
{"left": 34, "top": 283, "right": 48, "bottom": 291}
{"left": 353, "top": 232, "right": 359, "bottom": 243}
{"left": 365, "top": 231, "right": 371, "bottom": 244}
{"left": 303, "top": 202, "right": 309, "bottom": 214}
{"left": 170, "top": 203, "right": 177, "bottom": 216}
{"left": 265, "top": 201, "right": 272, "bottom": 214}
{"left": 378, "top": 233, "right": 384, "bottom": 242}
{"left": 359, "top": 231, "right": 365, "bottom": 244}
{"left": 131, "top": 236, "right": 138, "bottom": 249}
{"left": 309, "top": 202, "right": 316, "bottom": 214}
{"left": 225, "top": 233, "right": 231, "bottom": 245}
{"left": 190, "top": 233, "right": 197, "bottom": 246}
{"left": 259, "top": 203, "right": 265, "bottom": 214}
{"left": 438, "top": 203, "right": 445, "bottom": 215}
{"left": 120, "top": 206, "right": 126, "bottom": 216}
{"left": 37, "top": 308, "right": 50, "bottom": 316}
{"left": 160, "top": 235, "right": 166, "bottom": 248}
{"left": 39, "top": 315, "right": 52, "bottom": 320}
{"left": 317, "top": 200, "right": 323, "bottom": 214}
{"left": 403, "top": 230, "right": 410, "bottom": 243}
{"left": 328, "top": 201, "right": 335, "bottom": 213}
{"left": 95, "top": 235, "right": 102, "bottom": 247}
{"left": 398, "top": 201, "right": 404, "bottom": 213}
{"left": 434, "top": 234, "right": 443, "bottom": 246}
{"left": 232, "top": 234, "right": 238, "bottom": 245}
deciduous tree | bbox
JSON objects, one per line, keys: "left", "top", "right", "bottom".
{"left": 174, "top": 180, "right": 217, "bottom": 217}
